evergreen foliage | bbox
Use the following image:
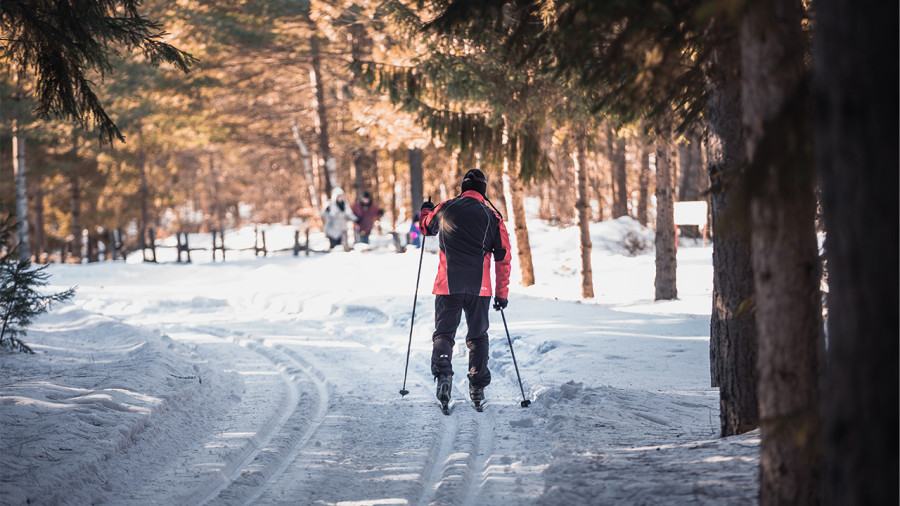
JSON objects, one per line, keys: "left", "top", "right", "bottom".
{"left": 0, "top": 216, "right": 75, "bottom": 353}
{"left": 356, "top": 3, "right": 554, "bottom": 182}
{"left": 424, "top": 0, "right": 710, "bottom": 135}
{"left": 1, "top": 0, "right": 196, "bottom": 142}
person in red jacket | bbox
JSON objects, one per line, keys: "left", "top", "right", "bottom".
{"left": 351, "top": 191, "right": 384, "bottom": 244}
{"left": 418, "top": 169, "right": 512, "bottom": 407}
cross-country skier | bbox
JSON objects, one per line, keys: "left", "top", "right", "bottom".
{"left": 418, "top": 169, "right": 512, "bottom": 411}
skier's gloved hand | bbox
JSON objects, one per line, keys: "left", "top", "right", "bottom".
{"left": 493, "top": 297, "right": 508, "bottom": 311}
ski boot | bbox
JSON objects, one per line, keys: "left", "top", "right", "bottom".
{"left": 436, "top": 375, "right": 452, "bottom": 415}
{"left": 469, "top": 385, "right": 485, "bottom": 412}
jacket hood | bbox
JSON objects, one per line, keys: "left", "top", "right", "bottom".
{"left": 332, "top": 187, "right": 344, "bottom": 200}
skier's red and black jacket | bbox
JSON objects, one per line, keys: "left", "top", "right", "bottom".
{"left": 419, "top": 190, "right": 512, "bottom": 298}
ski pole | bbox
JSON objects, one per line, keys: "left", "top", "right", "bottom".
{"left": 500, "top": 308, "right": 531, "bottom": 407}
{"left": 399, "top": 213, "right": 429, "bottom": 397}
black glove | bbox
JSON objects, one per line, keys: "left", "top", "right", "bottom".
{"left": 493, "top": 297, "right": 508, "bottom": 311}
{"left": 420, "top": 200, "right": 435, "bottom": 212}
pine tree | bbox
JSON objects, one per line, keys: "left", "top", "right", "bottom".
{"left": 1, "top": 0, "right": 195, "bottom": 143}
{"left": 0, "top": 216, "right": 75, "bottom": 353}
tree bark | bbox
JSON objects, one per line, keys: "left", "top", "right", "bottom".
{"left": 353, "top": 149, "right": 376, "bottom": 198}
{"left": 409, "top": 148, "right": 424, "bottom": 213}
{"left": 678, "top": 129, "right": 703, "bottom": 202}
{"left": 500, "top": 121, "right": 535, "bottom": 287}
{"left": 573, "top": 128, "right": 594, "bottom": 298}
{"left": 814, "top": 0, "right": 899, "bottom": 503}
{"left": 138, "top": 123, "right": 150, "bottom": 249}
{"left": 389, "top": 150, "right": 398, "bottom": 230}
{"left": 12, "top": 119, "right": 30, "bottom": 261}
{"left": 32, "top": 179, "right": 45, "bottom": 262}
{"left": 704, "top": 14, "right": 759, "bottom": 434}
{"left": 653, "top": 134, "right": 677, "bottom": 300}
{"left": 69, "top": 135, "right": 82, "bottom": 264}
{"left": 611, "top": 127, "right": 628, "bottom": 218}
{"left": 291, "top": 120, "right": 321, "bottom": 228}
{"left": 310, "top": 34, "right": 335, "bottom": 197}
{"left": 637, "top": 144, "right": 651, "bottom": 226}
{"left": 742, "top": 2, "right": 823, "bottom": 503}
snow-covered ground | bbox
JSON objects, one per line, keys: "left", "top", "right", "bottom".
{"left": 1, "top": 216, "right": 759, "bottom": 505}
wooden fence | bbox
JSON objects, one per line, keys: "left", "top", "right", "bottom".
{"left": 141, "top": 227, "right": 316, "bottom": 263}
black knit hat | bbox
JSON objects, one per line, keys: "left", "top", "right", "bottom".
{"left": 461, "top": 169, "right": 487, "bottom": 196}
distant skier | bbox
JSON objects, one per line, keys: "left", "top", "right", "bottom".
{"left": 321, "top": 187, "right": 358, "bottom": 249}
{"left": 419, "top": 169, "right": 511, "bottom": 411}
{"left": 351, "top": 191, "right": 384, "bottom": 244}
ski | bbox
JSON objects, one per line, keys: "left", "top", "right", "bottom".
{"left": 440, "top": 402, "right": 451, "bottom": 415}
{"left": 473, "top": 401, "right": 484, "bottom": 413}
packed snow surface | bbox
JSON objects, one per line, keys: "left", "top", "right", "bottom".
{"left": 1, "top": 217, "right": 759, "bottom": 505}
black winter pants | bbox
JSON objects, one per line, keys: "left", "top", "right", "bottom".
{"left": 431, "top": 293, "right": 492, "bottom": 389}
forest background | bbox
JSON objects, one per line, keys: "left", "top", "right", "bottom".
{"left": 1, "top": 0, "right": 896, "bottom": 505}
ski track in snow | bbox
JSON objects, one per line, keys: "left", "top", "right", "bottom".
{"left": 2, "top": 223, "right": 760, "bottom": 505}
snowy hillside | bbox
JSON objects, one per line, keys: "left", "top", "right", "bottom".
{"left": 0, "top": 217, "right": 759, "bottom": 505}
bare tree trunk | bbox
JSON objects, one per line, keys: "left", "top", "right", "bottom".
{"left": 637, "top": 144, "right": 651, "bottom": 226}
{"left": 310, "top": 34, "right": 335, "bottom": 196}
{"left": 501, "top": 119, "right": 535, "bottom": 287}
{"left": 390, "top": 149, "right": 399, "bottom": 230}
{"left": 409, "top": 148, "right": 424, "bottom": 213}
{"left": 611, "top": 126, "right": 628, "bottom": 218}
{"left": 67, "top": 132, "right": 83, "bottom": 263}
{"left": 742, "top": 1, "right": 823, "bottom": 503}
{"left": 12, "top": 118, "right": 30, "bottom": 261}
{"left": 291, "top": 120, "right": 321, "bottom": 228}
{"left": 353, "top": 149, "right": 377, "bottom": 199}
{"left": 573, "top": 128, "right": 594, "bottom": 298}
{"left": 138, "top": 123, "right": 150, "bottom": 250}
{"left": 678, "top": 129, "right": 703, "bottom": 202}
{"left": 704, "top": 16, "right": 759, "bottom": 437}
{"left": 815, "top": 0, "right": 899, "bottom": 502}
{"left": 32, "top": 179, "right": 45, "bottom": 262}
{"left": 207, "top": 152, "right": 225, "bottom": 231}
{"left": 654, "top": 133, "right": 677, "bottom": 300}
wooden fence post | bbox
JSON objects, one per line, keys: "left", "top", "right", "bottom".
{"left": 212, "top": 230, "right": 226, "bottom": 262}
{"left": 143, "top": 227, "right": 157, "bottom": 263}
{"left": 176, "top": 232, "right": 191, "bottom": 263}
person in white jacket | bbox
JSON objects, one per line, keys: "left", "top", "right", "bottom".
{"left": 321, "top": 187, "right": 358, "bottom": 249}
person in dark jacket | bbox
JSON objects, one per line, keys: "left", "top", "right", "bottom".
{"left": 418, "top": 169, "right": 512, "bottom": 407}
{"left": 351, "top": 191, "right": 384, "bottom": 244}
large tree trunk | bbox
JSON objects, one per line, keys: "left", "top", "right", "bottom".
{"left": 409, "top": 148, "right": 424, "bottom": 213}
{"left": 636, "top": 144, "right": 651, "bottom": 226}
{"left": 814, "top": 0, "right": 899, "bottom": 503}
{"left": 310, "top": 34, "right": 335, "bottom": 197}
{"left": 742, "top": 2, "right": 824, "bottom": 504}
{"left": 704, "top": 15, "right": 759, "bottom": 434}
{"left": 389, "top": 150, "right": 398, "bottom": 230}
{"left": 573, "top": 128, "right": 594, "bottom": 298}
{"left": 32, "top": 179, "right": 45, "bottom": 262}
{"left": 138, "top": 124, "right": 150, "bottom": 250}
{"left": 500, "top": 119, "right": 535, "bottom": 287}
{"left": 353, "top": 149, "right": 376, "bottom": 198}
{"left": 68, "top": 134, "right": 82, "bottom": 263}
{"left": 654, "top": 134, "right": 677, "bottom": 300}
{"left": 12, "top": 119, "right": 30, "bottom": 261}
{"left": 678, "top": 129, "right": 703, "bottom": 202}
{"left": 291, "top": 120, "right": 321, "bottom": 228}
{"left": 611, "top": 127, "right": 628, "bottom": 218}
